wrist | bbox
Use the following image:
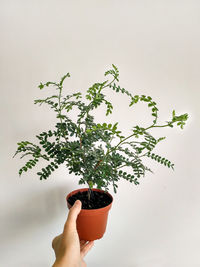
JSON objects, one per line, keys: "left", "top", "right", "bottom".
{"left": 52, "top": 259, "right": 66, "bottom": 267}
{"left": 53, "top": 258, "right": 80, "bottom": 267}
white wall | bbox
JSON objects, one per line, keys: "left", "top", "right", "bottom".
{"left": 1, "top": 1, "right": 200, "bottom": 266}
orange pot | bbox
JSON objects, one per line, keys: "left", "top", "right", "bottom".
{"left": 66, "top": 188, "right": 113, "bottom": 241}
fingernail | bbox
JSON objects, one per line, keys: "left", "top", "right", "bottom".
{"left": 75, "top": 200, "right": 81, "bottom": 206}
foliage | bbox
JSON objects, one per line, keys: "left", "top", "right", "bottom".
{"left": 13, "top": 65, "right": 188, "bottom": 194}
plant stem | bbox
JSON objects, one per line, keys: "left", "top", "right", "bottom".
{"left": 89, "top": 121, "right": 174, "bottom": 180}
{"left": 100, "top": 121, "right": 175, "bottom": 169}
{"left": 145, "top": 123, "right": 171, "bottom": 131}
{"left": 102, "top": 77, "right": 115, "bottom": 90}
{"left": 110, "top": 122, "right": 174, "bottom": 154}
{"left": 87, "top": 181, "right": 93, "bottom": 201}
{"left": 94, "top": 159, "right": 103, "bottom": 170}
{"left": 87, "top": 188, "right": 91, "bottom": 201}
{"left": 57, "top": 85, "right": 68, "bottom": 143}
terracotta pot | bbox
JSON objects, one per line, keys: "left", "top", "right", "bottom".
{"left": 66, "top": 188, "right": 113, "bottom": 241}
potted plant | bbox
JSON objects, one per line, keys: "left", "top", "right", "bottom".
{"left": 13, "top": 65, "right": 188, "bottom": 241}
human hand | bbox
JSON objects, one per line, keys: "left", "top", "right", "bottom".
{"left": 52, "top": 200, "right": 94, "bottom": 267}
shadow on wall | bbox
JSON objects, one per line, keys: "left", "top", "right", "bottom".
{"left": 1, "top": 185, "right": 71, "bottom": 246}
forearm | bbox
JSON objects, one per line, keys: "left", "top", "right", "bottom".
{"left": 52, "top": 256, "right": 80, "bottom": 267}
{"left": 53, "top": 261, "right": 79, "bottom": 267}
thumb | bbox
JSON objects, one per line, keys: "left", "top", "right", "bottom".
{"left": 64, "top": 200, "right": 82, "bottom": 231}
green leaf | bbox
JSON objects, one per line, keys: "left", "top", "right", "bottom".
{"left": 38, "top": 83, "right": 44, "bottom": 89}
{"left": 14, "top": 67, "right": 188, "bottom": 190}
{"left": 112, "top": 122, "right": 118, "bottom": 132}
{"left": 60, "top": 73, "right": 70, "bottom": 86}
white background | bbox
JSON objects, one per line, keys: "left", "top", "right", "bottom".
{"left": 1, "top": 1, "right": 200, "bottom": 266}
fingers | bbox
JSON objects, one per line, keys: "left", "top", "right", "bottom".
{"left": 80, "top": 240, "right": 87, "bottom": 247}
{"left": 80, "top": 241, "right": 94, "bottom": 258}
{"left": 64, "top": 200, "right": 82, "bottom": 232}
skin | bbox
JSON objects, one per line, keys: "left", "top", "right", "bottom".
{"left": 52, "top": 200, "right": 94, "bottom": 267}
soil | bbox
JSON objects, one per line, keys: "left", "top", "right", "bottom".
{"left": 67, "top": 190, "right": 112, "bottom": 209}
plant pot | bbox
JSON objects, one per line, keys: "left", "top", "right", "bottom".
{"left": 66, "top": 188, "right": 113, "bottom": 241}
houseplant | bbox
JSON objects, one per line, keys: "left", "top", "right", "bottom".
{"left": 13, "top": 65, "right": 188, "bottom": 240}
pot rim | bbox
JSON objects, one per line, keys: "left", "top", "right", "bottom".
{"left": 66, "top": 188, "right": 113, "bottom": 215}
